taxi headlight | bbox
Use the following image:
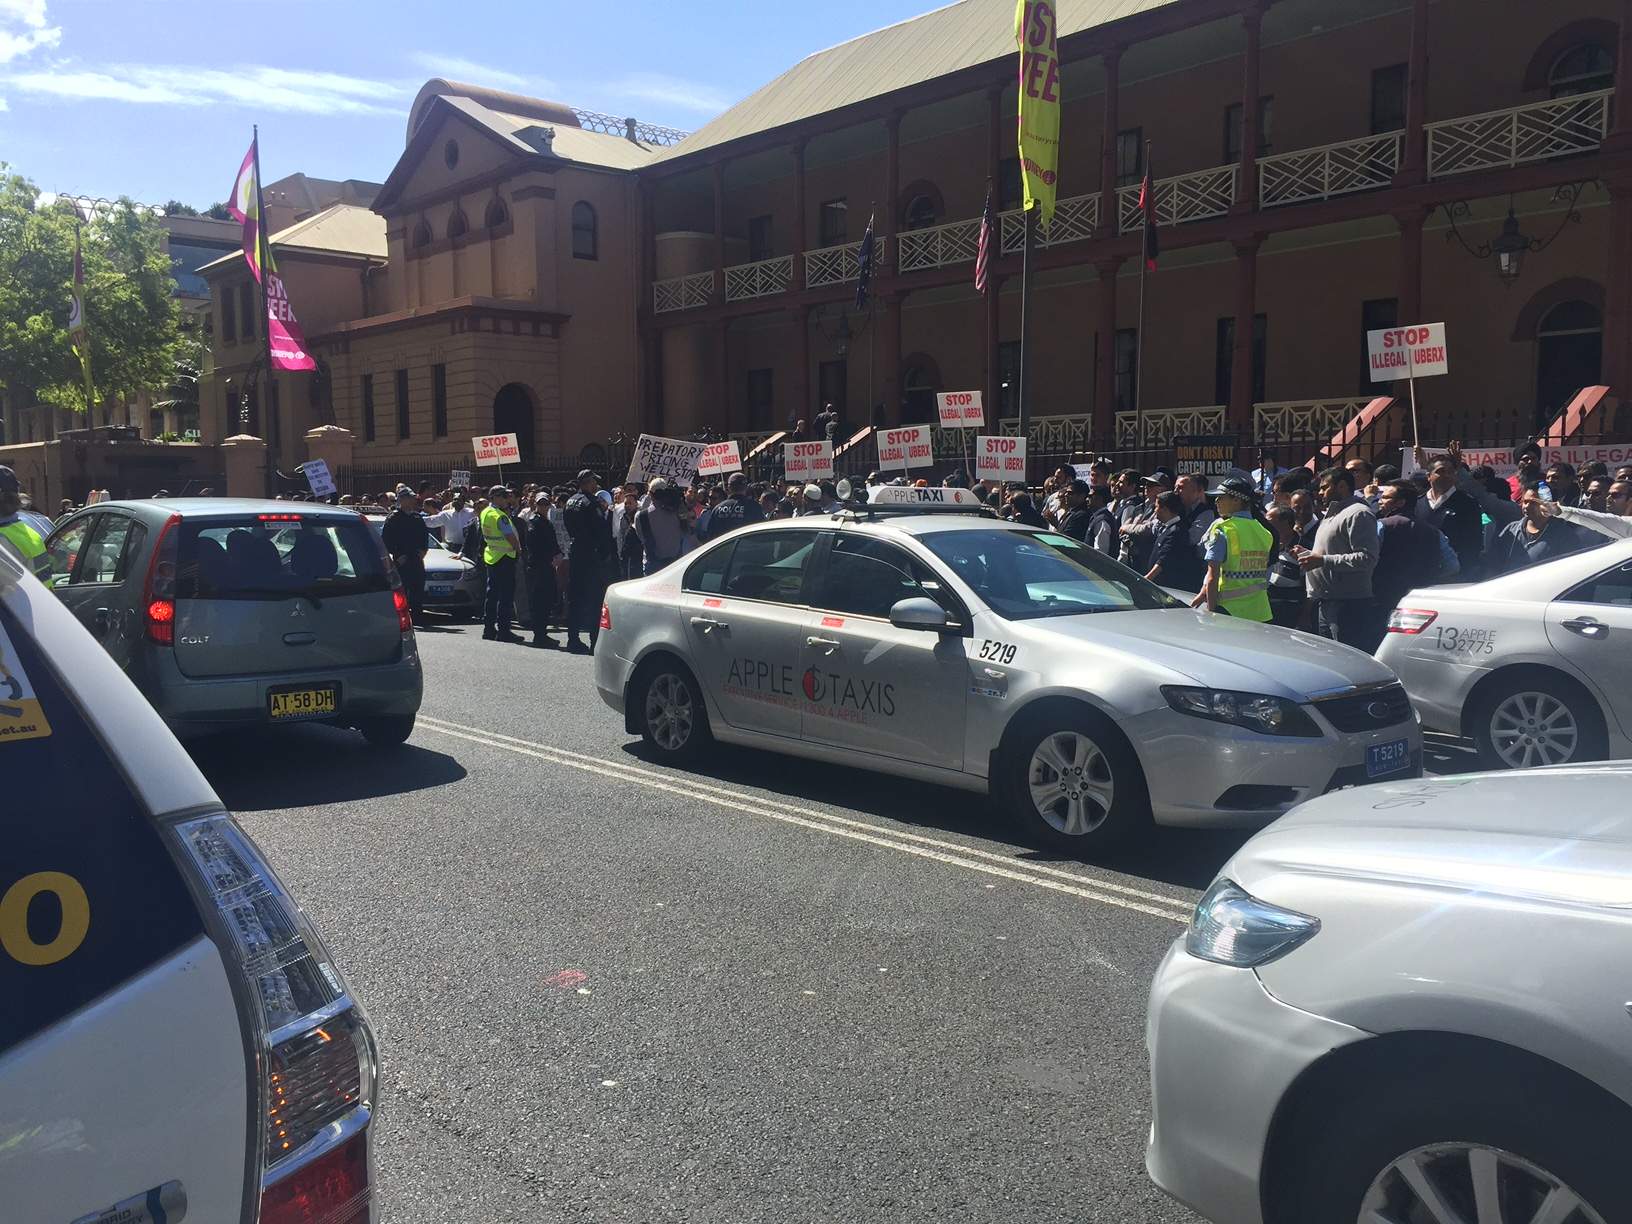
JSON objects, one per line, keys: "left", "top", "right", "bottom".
{"left": 1186, "top": 879, "right": 1320, "bottom": 967}
{"left": 1161, "top": 686, "right": 1322, "bottom": 737}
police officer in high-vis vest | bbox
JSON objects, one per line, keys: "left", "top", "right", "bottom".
{"left": 480, "top": 485, "right": 523, "bottom": 643}
{"left": 0, "top": 466, "right": 52, "bottom": 588}
{"left": 1193, "top": 475, "right": 1273, "bottom": 622}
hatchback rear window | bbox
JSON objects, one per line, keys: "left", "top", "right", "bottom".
{"left": 177, "top": 516, "right": 388, "bottom": 601}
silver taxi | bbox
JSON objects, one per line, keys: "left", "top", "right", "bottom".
{"left": 1378, "top": 537, "right": 1632, "bottom": 770}
{"left": 594, "top": 488, "right": 1421, "bottom": 852}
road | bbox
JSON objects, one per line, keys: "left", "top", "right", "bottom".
{"left": 189, "top": 623, "right": 1477, "bottom": 1224}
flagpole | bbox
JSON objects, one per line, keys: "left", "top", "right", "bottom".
{"left": 1134, "top": 140, "right": 1152, "bottom": 460}
{"left": 73, "top": 221, "right": 96, "bottom": 415}
{"left": 253, "top": 125, "right": 277, "bottom": 496}
{"left": 865, "top": 203, "right": 876, "bottom": 429}
{"left": 1017, "top": 202, "right": 1034, "bottom": 478}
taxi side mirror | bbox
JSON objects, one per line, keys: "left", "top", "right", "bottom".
{"left": 889, "top": 596, "right": 953, "bottom": 633}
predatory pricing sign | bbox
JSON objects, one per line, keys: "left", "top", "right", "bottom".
{"left": 937, "top": 391, "right": 986, "bottom": 429}
{"left": 975, "top": 435, "right": 1027, "bottom": 482}
{"left": 877, "top": 425, "right": 934, "bottom": 471}
{"left": 784, "top": 440, "right": 834, "bottom": 481}
{"left": 626, "top": 433, "right": 708, "bottom": 487}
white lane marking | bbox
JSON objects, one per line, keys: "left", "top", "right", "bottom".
{"left": 416, "top": 717, "right": 1191, "bottom": 924}
{"left": 418, "top": 714, "right": 1196, "bottom": 915}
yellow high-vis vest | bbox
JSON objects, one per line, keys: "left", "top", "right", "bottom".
{"left": 480, "top": 505, "right": 517, "bottom": 566}
{"left": 1212, "top": 516, "right": 1273, "bottom": 622}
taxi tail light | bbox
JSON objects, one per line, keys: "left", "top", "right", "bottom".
{"left": 167, "top": 814, "right": 376, "bottom": 1213}
{"left": 392, "top": 589, "right": 412, "bottom": 635}
{"left": 599, "top": 602, "right": 612, "bottom": 631}
{"left": 1387, "top": 607, "right": 1438, "bottom": 635}
{"left": 143, "top": 513, "right": 181, "bottom": 645}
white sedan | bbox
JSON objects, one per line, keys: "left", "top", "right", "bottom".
{"left": 1147, "top": 765, "right": 1632, "bottom": 1224}
{"left": 1377, "top": 537, "right": 1632, "bottom": 769}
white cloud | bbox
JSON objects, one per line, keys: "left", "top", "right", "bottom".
{"left": 0, "top": 0, "right": 59, "bottom": 65}
{"left": 0, "top": 95, "right": 8, "bottom": 110}
{"left": 608, "top": 72, "right": 733, "bottom": 115}
{"left": 3, "top": 62, "right": 408, "bottom": 115}
{"left": 405, "top": 52, "right": 547, "bottom": 95}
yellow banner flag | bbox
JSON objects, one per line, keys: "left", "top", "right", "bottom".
{"left": 1015, "top": 0, "right": 1061, "bottom": 229}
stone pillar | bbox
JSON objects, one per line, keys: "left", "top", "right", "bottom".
{"left": 985, "top": 276, "right": 1004, "bottom": 421}
{"left": 221, "top": 434, "right": 268, "bottom": 499}
{"left": 1603, "top": 177, "right": 1632, "bottom": 395}
{"left": 1397, "top": 0, "right": 1430, "bottom": 182}
{"left": 884, "top": 112, "right": 902, "bottom": 268}
{"left": 791, "top": 139, "right": 808, "bottom": 290}
{"left": 793, "top": 306, "right": 811, "bottom": 427}
{"left": 880, "top": 293, "right": 903, "bottom": 426}
{"left": 1235, "top": 5, "right": 1264, "bottom": 215}
{"left": 1230, "top": 237, "right": 1262, "bottom": 435}
{"left": 1397, "top": 208, "right": 1426, "bottom": 325}
{"left": 304, "top": 423, "right": 355, "bottom": 488}
{"left": 1100, "top": 49, "right": 1123, "bottom": 233}
{"left": 716, "top": 321, "right": 730, "bottom": 434}
{"left": 712, "top": 162, "right": 726, "bottom": 304}
{"left": 1095, "top": 257, "right": 1123, "bottom": 424}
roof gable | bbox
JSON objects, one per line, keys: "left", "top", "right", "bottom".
{"left": 372, "top": 96, "right": 541, "bottom": 215}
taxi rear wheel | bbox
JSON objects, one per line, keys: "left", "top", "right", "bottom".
{"left": 999, "top": 708, "right": 1149, "bottom": 853}
{"left": 636, "top": 657, "right": 711, "bottom": 762}
{"left": 1471, "top": 672, "right": 1603, "bottom": 771}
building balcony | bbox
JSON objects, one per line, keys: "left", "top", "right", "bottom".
{"left": 651, "top": 90, "right": 1617, "bottom": 317}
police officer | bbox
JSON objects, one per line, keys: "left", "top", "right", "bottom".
{"left": 563, "top": 469, "right": 614, "bottom": 654}
{"left": 525, "top": 493, "right": 562, "bottom": 648}
{"left": 1193, "top": 476, "right": 1273, "bottom": 622}
{"left": 480, "top": 485, "right": 523, "bottom": 643}
{"left": 381, "top": 489, "right": 431, "bottom": 625}
{"left": 0, "top": 466, "right": 52, "bottom": 587}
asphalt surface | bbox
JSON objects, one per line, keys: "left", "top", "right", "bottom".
{"left": 188, "top": 619, "right": 1480, "bottom": 1224}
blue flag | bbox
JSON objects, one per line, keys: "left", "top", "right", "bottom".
{"left": 855, "top": 210, "right": 875, "bottom": 309}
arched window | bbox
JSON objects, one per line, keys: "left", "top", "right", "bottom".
{"left": 412, "top": 219, "right": 432, "bottom": 250}
{"left": 901, "top": 362, "right": 939, "bottom": 422}
{"left": 1550, "top": 42, "right": 1615, "bottom": 97}
{"left": 572, "top": 201, "right": 598, "bottom": 260}
{"left": 484, "top": 196, "right": 509, "bottom": 229}
{"left": 1535, "top": 299, "right": 1604, "bottom": 425}
{"left": 903, "top": 194, "right": 939, "bottom": 231}
{"left": 446, "top": 208, "right": 468, "bottom": 241}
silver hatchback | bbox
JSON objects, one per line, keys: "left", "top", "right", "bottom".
{"left": 46, "top": 498, "right": 423, "bottom": 743}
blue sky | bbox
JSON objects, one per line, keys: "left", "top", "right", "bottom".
{"left": 0, "top": 0, "right": 938, "bottom": 206}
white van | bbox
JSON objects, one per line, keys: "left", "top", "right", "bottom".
{"left": 0, "top": 545, "right": 379, "bottom": 1222}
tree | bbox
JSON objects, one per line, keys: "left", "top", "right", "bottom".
{"left": 204, "top": 202, "right": 233, "bottom": 221}
{"left": 163, "top": 200, "right": 201, "bottom": 217}
{"left": 0, "top": 165, "right": 187, "bottom": 417}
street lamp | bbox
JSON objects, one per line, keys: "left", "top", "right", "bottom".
{"left": 1442, "top": 184, "right": 1590, "bottom": 287}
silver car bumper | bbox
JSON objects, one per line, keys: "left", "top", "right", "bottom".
{"left": 1145, "top": 942, "right": 1371, "bottom": 1224}
{"left": 149, "top": 650, "right": 423, "bottom": 730}
{"left": 1125, "top": 708, "right": 1423, "bottom": 829}
{"left": 1375, "top": 637, "right": 1487, "bottom": 737}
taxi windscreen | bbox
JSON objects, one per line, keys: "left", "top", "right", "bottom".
{"left": 177, "top": 516, "right": 389, "bottom": 601}
{"left": 920, "top": 529, "right": 1183, "bottom": 619}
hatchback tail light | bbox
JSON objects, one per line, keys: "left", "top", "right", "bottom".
{"left": 392, "top": 589, "right": 412, "bottom": 635}
{"left": 1386, "top": 607, "right": 1438, "bottom": 635}
{"left": 167, "top": 813, "right": 377, "bottom": 1222}
{"left": 143, "top": 513, "right": 182, "bottom": 645}
{"left": 599, "top": 602, "right": 612, "bottom": 631}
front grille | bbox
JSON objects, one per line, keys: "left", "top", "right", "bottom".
{"left": 1325, "top": 750, "right": 1423, "bottom": 792}
{"left": 1315, "top": 683, "right": 1414, "bottom": 733}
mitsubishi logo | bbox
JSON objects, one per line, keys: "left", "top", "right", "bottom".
{"left": 290, "top": 602, "right": 307, "bottom": 618}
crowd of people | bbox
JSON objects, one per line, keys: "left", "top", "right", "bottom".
{"left": 11, "top": 436, "right": 1628, "bottom": 663}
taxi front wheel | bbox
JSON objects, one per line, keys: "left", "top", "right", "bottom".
{"left": 636, "top": 656, "right": 712, "bottom": 762}
{"left": 998, "top": 709, "right": 1150, "bottom": 854}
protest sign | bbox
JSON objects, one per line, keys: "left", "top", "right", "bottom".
{"left": 936, "top": 390, "right": 985, "bottom": 429}
{"left": 1368, "top": 323, "right": 1448, "bottom": 446}
{"left": 974, "top": 435, "right": 1027, "bottom": 482}
{"left": 625, "top": 434, "right": 708, "bottom": 487}
{"left": 1174, "top": 435, "right": 1238, "bottom": 482}
{"left": 697, "top": 439, "right": 743, "bottom": 477}
{"left": 472, "top": 433, "right": 521, "bottom": 468}
{"left": 450, "top": 469, "right": 472, "bottom": 489}
{"left": 300, "top": 459, "right": 336, "bottom": 498}
{"left": 876, "top": 425, "right": 934, "bottom": 471}
{"left": 784, "top": 440, "right": 834, "bottom": 481}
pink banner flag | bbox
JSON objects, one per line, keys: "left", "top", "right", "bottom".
{"left": 227, "top": 137, "right": 316, "bottom": 371}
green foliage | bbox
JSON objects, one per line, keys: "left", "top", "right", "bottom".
{"left": 162, "top": 200, "right": 200, "bottom": 217}
{"left": 204, "top": 202, "right": 233, "bottom": 221}
{"left": 0, "top": 164, "right": 188, "bottom": 414}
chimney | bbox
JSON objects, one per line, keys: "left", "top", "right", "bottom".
{"left": 625, "top": 117, "right": 638, "bottom": 142}
{"left": 263, "top": 190, "right": 298, "bottom": 239}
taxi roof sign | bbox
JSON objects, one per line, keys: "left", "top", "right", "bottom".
{"left": 853, "top": 485, "right": 992, "bottom": 515}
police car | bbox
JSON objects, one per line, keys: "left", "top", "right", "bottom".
{"left": 1, "top": 544, "right": 378, "bottom": 1221}
{"left": 1379, "top": 536, "right": 1632, "bottom": 769}
{"left": 595, "top": 486, "right": 1422, "bottom": 852}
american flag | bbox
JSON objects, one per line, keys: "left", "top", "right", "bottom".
{"left": 974, "top": 183, "right": 996, "bottom": 294}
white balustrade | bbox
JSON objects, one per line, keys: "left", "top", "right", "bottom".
{"left": 1113, "top": 407, "right": 1226, "bottom": 448}
{"left": 1427, "top": 89, "right": 1611, "bottom": 178}
{"left": 999, "top": 193, "right": 1101, "bottom": 254}
{"left": 1254, "top": 399, "right": 1371, "bottom": 440}
{"left": 897, "top": 218, "right": 983, "bottom": 272}
{"left": 724, "top": 255, "right": 793, "bottom": 302}
{"left": 804, "top": 238, "right": 884, "bottom": 288}
{"left": 1259, "top": 133, "right": 1403, "bottom": 207}
{"left": 653, "top": 271, "right": 716, "bottom": 314}
{"left": 1119, "top": 166, "right": 1238, "bottom": 232}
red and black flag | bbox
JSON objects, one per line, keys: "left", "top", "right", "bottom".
{"left": 855, "top": 209, "right": 876, "bottom": 309}
{"left": 1137, "top": 160, "right": 1159, "bottom": 271}
{"left": 974, "top": 182, "right": 996, "bottom": 294}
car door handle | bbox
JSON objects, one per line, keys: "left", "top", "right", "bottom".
{"left": 90, "top": 608, "right": 110, "bottom": 634}
{"left": 283, "top": 631, "right": 318, "bottom": 646}
{"left": 1562, "top": 617, "right": 1608, "bottom": 639}
{"left": 690, "top": 616, "right": 728, "bottom": 635}
{"left": 806, "top": 636, "right": 841, "bottom": 654}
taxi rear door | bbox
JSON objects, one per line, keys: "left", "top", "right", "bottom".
{"left": 798, "top": 531, "right": 968, "bottom": 770}
{"left": 679, "top": 529, "right": 821, "bottom": 740}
